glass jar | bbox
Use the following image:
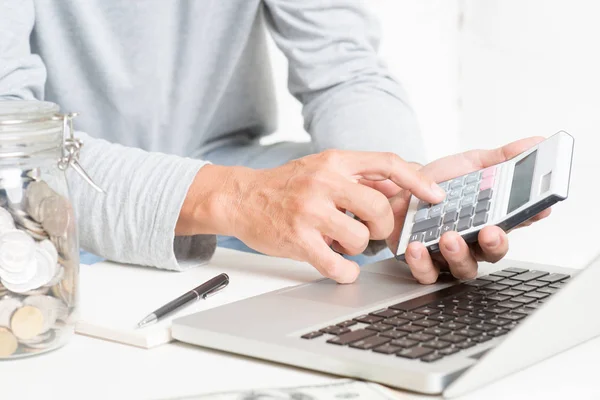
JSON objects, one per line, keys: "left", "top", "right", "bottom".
{"left": 0, "top": 100, "right": 95, "bottom": 358}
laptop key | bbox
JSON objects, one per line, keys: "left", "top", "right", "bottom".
{"left": 439, "top": 322, "right": 466, "bottom": 331}
{"left": 424, "top": 327, "right": 451, "bottom": 336}
{"left": 414, "top": 307, "right": 441, "bottom": 316}
{"left": 470, "top": 311, "right": 496, "bottom": 320}
{"left": 440, "top": 334, "right": 467, "bottom": 344}
{"left": 320, "top": 326, "right": 351, "bottom": 335}
{"left": 354, "top": 315, "right": 384, "bottom": 324}
{"left": 471, "top": 299, "right": 497, "bottom": 307}
{"left": 423, "top": 340, "right": 451, "bottom": 350}
{"left": 479, "top": 275, "right": 504, "bottom": 283}
{"left": 497, "top": 279, "right": 521, "bottom": 287}
{"left": 397, "top": 346, "right": 434, "bottom": 359}
{"left": 301, "top": 331, "right": 323, "bottom": 339}
{"left": 327, "top": 329, "right": 376, "bottom": 345}
{"left": 455, "top": 341, "right": 477, "bottom": 350}
{"left": 408, "top": 333, "right": 435, "bottom": 342}
{"left": 475, "top": 288, "right": 496, "bottom": 296}
{"left": 482, "top": 284, "right": 509, "bottom": 292}
{"left": 499, "top": 313, "right": 525, "bottom": 321}
{"left": 472, "top": 335, "right": 492, "bottom": 343}
{"left": 513, "top": 307, "right": 533, "bottom": 315}
{"left": 465, "top": 279, "right": 490, "bottom": 288}
{"left": 538, "top": 273, "right": 570, "bottom": 283}
{"left": 443, "top": 309, "right": 469, "bottom": 318}
{"left": 412, "top": 319, "right": 440, "bottom": 328}
{"left": 550, "top": 282, "right": 566, "bottom": 289}
{"left": 512, "top": 270, "right": 549, "bottom": 282}
{"left": 455, "top": 329, "right": 480, "bottom": 338}
{"left": 503, "top": 267, "right": 529, "bottom": 274}
{"left": 488, "top": 329, "right": 509, "bottom": 337}
{"left": 421, "top": 353, "right": 444, "bottom": 363}
{"left": 491, "top": 270, "right": 517, "bottom": 278}
{"left": 337, "top": 320, "right": 358, "bottom": 328}
{"left": 484, "top": 307, "right": 508, "bottom": 314}
{"left": 511, "top": 296, "right": 536, "bottom": 305}
{"left": 382, "top": 317, "right": 410, "bottom": 327}
{"left": 499, "top": 289, "right": 526, "bottom": 297}
{"left": 471, "top": 323, "right": 495, "bottom": 332}
{"left": 512, "top": 284, "right": 537, "bottom": 293}
{"left": 429, "top": 314, "right": 455, "bottom": 322}
{"left": 524, "top": 280, "right": 548, "bottom": 288}
{"left": 439, "top": 347, "right": 460, "bottom": 356}
{"left": 390, "top": 338, "right": 419, "bottom": 348}
{"left": 397, "top": 312, "right": 425, "bottom": 321}
{"left": 370, "top": 309, "right": 400, "bottom": 319}
{"left": 397, "top": 324, "right": 424, "bottom": 334}
{"left": 533, "top": 288, "right": 555, "bottom": 296}
{"left": 349, "top": 335, "right": 391, "bottom": 350}
{"left": 366, "top": 323, "right": 393, "bottom": 333}
{"left": 497, "top": 301, "right": 521, "bottom": 310}
{"left": 455, "top": 316, "right": 478, "bottom": 325}
{"left": 487, "top": 318, "right": 510, "bottom": 327}
{"left": 372, "top": 343, "right": 402, "bottom": 355}
{"left": 380, "top": 330, "right": 408, "bottom": 340}
{"left": 486, "top": 294, "right": 511, "bottom": 302}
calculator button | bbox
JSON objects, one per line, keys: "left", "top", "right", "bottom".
{"left": 429, "top": 204, "right": 444, "bottom": 218}
{"left": 457, "top": 217, "right": 472, "bottom": 232}
{"left": 478, "top": 189, "right": 493, "bottom": 201}
{"left": 440, "top": 223, "right": 456, "bottom": 235}
{"left": 409, "top": 232, "right": 424, "bottom": 243}
{"left": 424, "top": 228, "right": 440, "bottom": 242}
{"left": 417, "top": 200, "right": 430, "bottom": 210}
{"left": 473, "top": 212, "right": 488, "bottom": 227}
{"left": 463, "top": 183, "right": 478, "bottom": 195}
{"left": 459, "top": 205, "right": 475, "bottom": 218}
{"left": 482, "top": 167, "right": 496, "bottom": 178}
{"left": 461, "top": 194, "right": 476, "bottom": 207}
{"left": 479, "top": 177, "right": 494, "bottom": 191}
{"left": 448, "top": 189, "right": 462, "bottom": 200}
{"left": 465, "top": 172, "right": 481, "bottom": 184}
{"left": 443, "top": 211, "right": 458, "bottom": 224}
{"left": 412, "top": 216, "right": 443, "bottom": 233}
{"left": 475, "top": 199, "right": 490, "bottom": 214}
{"left": 450, "top": 178, "right": 465, "bottom": 189}
{"left": 438, "top": 181, "right": 449, "bottom": 191}
{"left": 414, "top": 208, "right": 429, "bottom": 222}
{"left": 445, "top": 199, "right": 460, "bottom": 212}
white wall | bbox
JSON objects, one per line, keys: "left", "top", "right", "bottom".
{"left": 266, "top": 1, "right": 600, "bottom": 269}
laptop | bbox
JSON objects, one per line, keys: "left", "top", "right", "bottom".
{"left": 172, "top": 252, "right": 600, "bottom": 397}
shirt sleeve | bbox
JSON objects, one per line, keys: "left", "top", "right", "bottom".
{"left": 0, "top": 0, "right": 216, "bottom": 271}
{"left": 263, "top": 0, "right": 427, "bottom": 165}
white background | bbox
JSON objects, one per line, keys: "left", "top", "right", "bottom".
{"left": 265, "top": 0, "right": 600, "bottom": 270}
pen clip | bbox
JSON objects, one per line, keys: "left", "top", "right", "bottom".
{"left": 202, "top": 280, "right": 228, "bottom": 299}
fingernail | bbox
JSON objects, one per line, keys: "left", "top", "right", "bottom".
{"left": 444, "top": 236, "right": 459, "bottom": 253}
{"left": 486, "top": 234, "right": 501, "bottom": 248}
{"left": 431, "top": 182, "right": 446, "bottom": 200}
{"left": 409, "top": 246, "right": 421, "bottom": 260}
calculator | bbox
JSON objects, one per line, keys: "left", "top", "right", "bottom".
{"left": 396, "top": 131, "right": 574, "bottom": 261}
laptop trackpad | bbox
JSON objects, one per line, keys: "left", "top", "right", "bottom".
{"left": 279, "top": 271, "right": 423, "bottom": 309}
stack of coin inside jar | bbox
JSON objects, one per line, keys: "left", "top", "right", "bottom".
{"left": 0, "top": 172, "right": 77, "bottom": 358}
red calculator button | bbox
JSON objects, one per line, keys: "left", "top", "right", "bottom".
{"left": 482, "top": 167, "right": 496, "bottom": 178}
{"left": 479, "top": 177, "right": 494, "bottom": 191}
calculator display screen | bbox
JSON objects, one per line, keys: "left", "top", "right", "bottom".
{"left": 507, "top": 150, "right": 538, "bottom": 213}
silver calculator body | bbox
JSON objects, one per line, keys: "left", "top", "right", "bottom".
{"left": 396, "top": 131, "right": 574, "bottom": 260}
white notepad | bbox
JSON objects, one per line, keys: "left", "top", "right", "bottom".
{"left": 76, "top": 248, "right": 320, "bottom": 348}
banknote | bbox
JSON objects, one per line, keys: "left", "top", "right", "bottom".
{"left": 162, "top": 380, "right": 402, "bottom": 400}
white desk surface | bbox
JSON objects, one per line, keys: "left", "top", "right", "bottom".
{"left": 1, "top": 248, "right": 599, "bottom": 400}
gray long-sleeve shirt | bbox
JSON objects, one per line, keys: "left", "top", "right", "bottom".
{"left": 0, "top": 0, "right": 425, "bottom": 271}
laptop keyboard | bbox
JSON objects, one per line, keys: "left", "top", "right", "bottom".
{"left": 300, "top": 267, "right": 570, "bottom": 363}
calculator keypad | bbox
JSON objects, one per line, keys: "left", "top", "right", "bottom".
{"left": 410, "top": 167, "right": 497, "bottom": 244}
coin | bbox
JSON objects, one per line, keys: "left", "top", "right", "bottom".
{"left": 0, "top": 297, "right": 22, "bottom": 327}
{"left": 52, "top": 235, "right": 73, "bottom": 260}
{"left": 0, "top": 327, "right": 18, "bottom": 357}
{"left": 0, "top": 229, "right": 36, "bottom": 274}
{"left": 40, "top": 195, "right": 71, "bottom": 237}
{"left": 10, "top": 305, "right": 44, "bottom": 340}
{"left": 18, "top": 329, "right": 53, "bottom": 345}
{"left": 20, "top": 329, "right": 57, "bottom": 349}
{"left": 44, "top": 264, "right": 64, "bottom": 288}
{"left": 25, "top": 181, "right": 53, "bottom": 222}
{"left": 23, "top": 295, "right": 67, "bottom": 331}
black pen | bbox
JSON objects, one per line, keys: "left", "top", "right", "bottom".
{"left": 136, "top": 273, "right": 229, "bottom": 328}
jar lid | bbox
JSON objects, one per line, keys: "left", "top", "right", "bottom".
{"left": 0, "top": 101, "right": 60, "bottom": 124}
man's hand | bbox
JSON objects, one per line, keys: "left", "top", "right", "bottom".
{"left": 178, "top": 150, "right": 446, "bottom": 283}
{"left": 383, "top": 137, "right": 551, "bottom": 284}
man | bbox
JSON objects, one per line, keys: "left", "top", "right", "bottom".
{"left": 0, "top": 1, "right": 548, "bottom": 284}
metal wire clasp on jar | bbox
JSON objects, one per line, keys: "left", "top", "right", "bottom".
{"left": 0, "top": 100, "right": 103, "bottom": 358}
